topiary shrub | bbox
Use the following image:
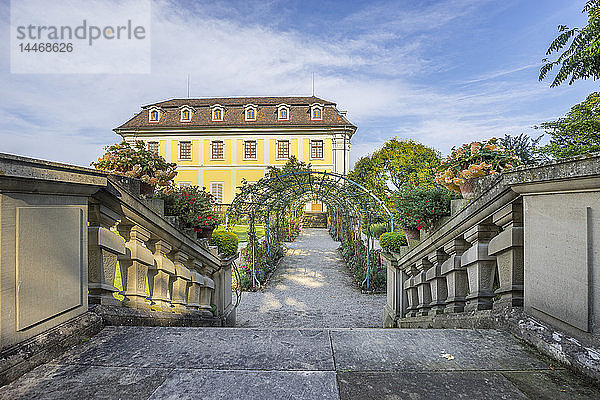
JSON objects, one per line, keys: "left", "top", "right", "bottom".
{"left": 210, "top": 231, "right": 239, "bottom": 257}
{"left": 379, "top": 231, "right": 408, "bottom": 253}
{"left": 369, "top": 223, "right": 388, "bottom": 239}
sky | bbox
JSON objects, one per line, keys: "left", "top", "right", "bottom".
{"left": 1, "top": 0, "right": 598, "bottom": 168}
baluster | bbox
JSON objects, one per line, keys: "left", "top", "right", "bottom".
{"left": 200, "top": 276, "right": 215, "bottom": 317}
{"left": 404, "top": 264, "right": 419, "bottom": 317}
{"left": 426, "top": 249, "right": 449, "bottom": 315}
{"left": 441, "top": 237, "right": 470, "bottom": 313}
{"left": 88, "top": 202, "right": 126, "bottom": 305}
{"left": 148, "top": 239, "right": 175, "bottom": 310}
{"left": 415, "top": 258, "right": 433, "bottom": 316}
{"left": 462, "top": 220, "right": 500, "bottom": 311}
{"left": 488, "top": 201, "right": 524, "bottom": 310}
{"left": 117, "top": 223, "right": 154, "bottom": 308}
{"left": 171, "top": 251, "right": 192, "bottom": 311}
{"left": 187, "top": 259, "right": 203, "bottom": 311}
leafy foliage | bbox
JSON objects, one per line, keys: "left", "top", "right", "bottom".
{"left": 368, "top": 223, "right": 388, "bottom": 239}
{"left": 210, "top": 231, "right": 239, "bottom": 257}
{"left": 156, "top": 186, "right": 219, "bottom": 229}
{"left": 540, "top": 0, "right": 600, "bottom": 87}
{"left": 349, "top": 138, "right": 440, "bottom": 199}
{"left": 435, "top": 138, "right": 521, "bottom": 193}
{"left": 536, "top": 92, "right": 600, "bottom": 158}
{"left": 498, "top": 133, "right": 547, "bottom": 165}
{"left": 379, "top": 231, "right": 408, "bottom": 253}
{"left": 392, "top": 183, "right": 456, "bottom": 230}
{"left": 92, "top": 141, "right": 177, "bottom": 190}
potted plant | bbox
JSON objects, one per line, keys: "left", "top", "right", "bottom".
{"left": 435, "top": 138, "right": 520, "bottom": 199}
{"left": 157, "top": 186, "right": 219, "bottom": 240}
{"left": 92, "top": 140, "right": 177, "bottom": 195}
{"left": 392, "top": 183, "right": 456, "bottom": 241}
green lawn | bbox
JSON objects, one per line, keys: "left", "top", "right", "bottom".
{"left": 215, "top": 224, "right": 265, "bottom": 242}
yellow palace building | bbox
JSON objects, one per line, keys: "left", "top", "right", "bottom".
{"left": 114, "top": 96, "right": 356, "bottom": 209}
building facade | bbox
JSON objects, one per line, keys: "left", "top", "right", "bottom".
{"left": 114, "top": 96, "right": 356, "bottom": 206}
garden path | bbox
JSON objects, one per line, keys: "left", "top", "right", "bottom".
{"left": 235, "top": 228, "right": 386, "bottom": 328}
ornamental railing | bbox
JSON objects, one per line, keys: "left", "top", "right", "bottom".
{"left": 0, "top": 153, "right": 235, "bottom": 353}
{"left": 382, "top": 153, "right": 600, "bottom": 346}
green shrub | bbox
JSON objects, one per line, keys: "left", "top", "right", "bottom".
{"left": 369, "top": 223, "right": 388, "bottom": 239}
{"left": 379, "top": 231, "right": 407, "bottom": 253}
{"left": 210, "top": 231, "right": 239, "bottom": 257}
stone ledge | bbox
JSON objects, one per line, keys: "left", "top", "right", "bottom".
{"left": 396, "top": 308, "right": 600, "bottom": 384}
{"left": 0, "top": 312, "right": 104, "bottom": 387}
{"left": 91, "top": 305, "right": 222, "bottom": 327}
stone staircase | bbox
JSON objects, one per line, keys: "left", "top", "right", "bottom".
{"left": 302, "top": 211, "right": 327, "bottom": 228}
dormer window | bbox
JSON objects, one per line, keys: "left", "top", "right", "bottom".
{"left": 245, "top": 104, "right": 257, "bottom": 121}
{"left": 148, "top": 107, "right": 161, "bottom": 123}
{"left": 310, "top": 104, "right": 323, "bottom": 121}
{"left": 211, "top": 105, "right": 224, "bottom": 121}
{"left": 180, "top": 106, "right": 193, "bottom": 122}
{"left": 277, "top": 104, "right": 290, "bottom": 121}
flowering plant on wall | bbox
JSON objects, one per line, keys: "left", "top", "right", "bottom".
{"left": 435, "top": 138, "right": 521, "bottom": 198}
{"left": 157, "top": 186, "right": 219, "bottom": 230}
{"left": 92, "top": 141, "right": 177, "bottom": 191}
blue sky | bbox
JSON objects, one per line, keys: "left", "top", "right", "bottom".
{"left": 1, "top": 0, "right": 598, "bottom": 167}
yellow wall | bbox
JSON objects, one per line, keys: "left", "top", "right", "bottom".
{"left": 204, "top": 139, "right": 232, "bottom": 165}
{"left": 302, "top": 138, "right": 331, "bottom": 165}
{"left": 171, "top": 139, "right": 200, "bottom": 166}
{"left": 236, "top": 139, "right": 265, "bottom": 165}
{"left": 174, "top": 170, "right": 198, "bottom": 185}
{"left": 268, "top": 138, "right": 298, "bottom": 165}
{"left": 236, "top": 169, "right": 265, "bottom": 194}
{"left": 159, "top": 140, "right": 167, "bottom": 159}
{"left": 203, "top": 169, "right": 232, "bottom": 203}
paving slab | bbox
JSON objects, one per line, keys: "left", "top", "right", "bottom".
{"left": 148, "top": 370, "right": 339, "bottom": 400}
{"left": 0, "top": 363, "right": 170, "bottom": 400}
{"left": 55, "top": 326, "right": 334, "bottom": 371}
{"left": 330, "top": 328, "right": 548, "bottom": 371}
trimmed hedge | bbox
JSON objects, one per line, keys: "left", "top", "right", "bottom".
{"left": 369, "top": 223, "right": 388, "bottom": 239}
{"left": 210, "top": 231, "right": 239, "bottom": 257}
{"left": 379, "top": 231, "right": 407, "bottom": 253}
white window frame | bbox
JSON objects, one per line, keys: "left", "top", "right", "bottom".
{"left": 148, "top": 107, "right": 161, "bottom": 123}
{"left": 276, "top": 140, "right": 290, "bottom": 160}
{"left": 310, "top": 103, "right": 323, "bottom": 121}
{"left": 179, "top": 141, "right": 192, "bottom": 160}
{"left": 244, "top": 104, "right": 257, "bottom": 121}
{"left": 180, "top": 106, "right": 193, "bottom": 122}
{"left": 211, "top": 140, "right": 225, "bottom": 160}
{"left": 178, "top": 181, "right": 193, "bottom": 188}
{"left": 243, "top": 140, "right": 257, "bottom": 160}
{"left": 147, "top": 141, "right": 159, "bottom": 154}
{"left": 277, "top": 104, "right": 290, "bottom": 121}
{"left": 310, "top": 139, "right": 324, "bottom": 160}
{"left": 211, "top": 104, "right": 224, "bottom": 121}
{"left": 210, "top": 182, "right": 225, "bottom": 204}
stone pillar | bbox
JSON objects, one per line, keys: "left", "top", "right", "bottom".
{"left": 213, "top": 261, "right": 235, "bottom": 325}
{"left": 187, "top": 270, "right": 203, "bottom": 311}
{"left": 88, "top": 203, "right": 126, "bottom": 305}
{"left": 488, "top": 201, "right": 524, "bottom": 310}
{"left": 404, "top": 264, "right": 419, "bottom": 317}
{"left": 415, "top": 258, "right": 433, "bottom": 316}
{"left": 462, "top": 221, "right": 500, "bottom": 312}
{"left": 441, "top": 237, "right": 470, "bottom": 313}
{"left": 171, "top": 251, "right": 192, "bottom": 311}
{"left": 426, "top": 249, "right": 449, "bottom": 315}
{"left": 148, "top": 239, "right": 175, "bottom": 310}
{"left": 382, "top": 252, "right": 407, "bottom": 327}
{"left": 117, "top": 223, "right": 154, "bottom": 308}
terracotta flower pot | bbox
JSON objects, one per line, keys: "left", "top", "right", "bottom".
{"left": 195, "top": 226, "right": 214, "bottom": 240}
{"left": 458, "top": 179, "right": 475, "bottom": 199}
{"left": 403, "top": 227, "right": 420, "bottom": 241}
{"left": 139, "top": 182, "right": 155, "bottom": 196}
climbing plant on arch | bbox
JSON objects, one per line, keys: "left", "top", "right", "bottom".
{"left": 225, "top": 159, "right": 393, "bottom": 290}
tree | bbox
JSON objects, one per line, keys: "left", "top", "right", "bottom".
{"left": 536, "top": 91, "right": 600, "bottom": 158}
{"left": 498, "top": 133, "right": 547, "bottom": 165}
{"left": 540, "top": 0, "right": 600, "bottom": 86}
{"left": 349, "top": 138, "right": 440, "bottom": 200}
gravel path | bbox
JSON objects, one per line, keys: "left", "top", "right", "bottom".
{"left": 235, "top": 228, "right": 386, "bottom": 328}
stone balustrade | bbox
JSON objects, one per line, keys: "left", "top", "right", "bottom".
{"left": 382, "top": 153, "right": 600, "bottom": 354}
{"left": 0, "top": 153, "right": 236, "bottom": 355}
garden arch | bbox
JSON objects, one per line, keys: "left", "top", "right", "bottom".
{"left": 225, "top": 171, "right": 393, "bottom": 289}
